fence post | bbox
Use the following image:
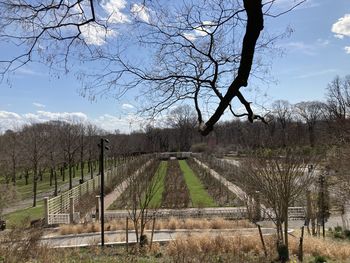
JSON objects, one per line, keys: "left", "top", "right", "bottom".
{"left": 96, "top": 195, "right": 100, "bottom": 221}
{"left": 69, "top": 197, "right": 74, "bottom": 224}
{"left": 44, "top": 197, "right": 49, "bottom": 226}
{"left": 79, "top": 184, "right": 82, "bottom": 197}
{"left": 126, "top": 217, "right": 129, "bottom": 252}
{"left": 60, "top": 195, "right": 63, "bottom": 213}
{"left": 92, "top": 177, "right": 95, "bottom": 191}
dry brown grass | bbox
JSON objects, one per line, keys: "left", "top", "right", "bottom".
{"left": 59, "top": 218, "right": 254, "bottom": 235}
{"left": 289, "top": 234, "right": 350, "bottom": 261}
{"left": 166, "top": 233, "right": 350, "bottom": 262}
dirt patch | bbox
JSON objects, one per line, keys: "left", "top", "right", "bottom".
{"left": 161, "top": 160, "right": 190, "bottom": 208}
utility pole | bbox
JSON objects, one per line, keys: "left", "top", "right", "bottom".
{"left": 98, "top": 138, "right": 109, "bottom": 247}
{"left": 319, "top": 174, "right": 326, "bottom": 238}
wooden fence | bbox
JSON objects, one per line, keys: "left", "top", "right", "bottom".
{"left": 45, "top": 156, "right": 149, "bottom": 225}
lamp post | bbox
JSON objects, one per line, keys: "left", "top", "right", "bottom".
{"left": 98, "top": 138, "right": 109, "bottom": 247}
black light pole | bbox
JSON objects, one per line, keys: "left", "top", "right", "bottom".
{"left": 98, "top": 138, "right": 109, "bottom": 247}
{"left": 319, "top": 174, "right": 326, "bottom": 238}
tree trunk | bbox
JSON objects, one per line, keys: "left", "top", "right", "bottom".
{"left": 69, "top": 163, "right": 73, "bottom": 189}
{"left": 81, "top": 160, "right": 84, "bottom": 183}
{"left": 309, "top": 125, "right": 315, "bottom": 147}
{"left": 73, "top": 164, "right": 76, "bottom": 178}
{"left": 25, "top": 169, "right": 29, "bottom": 185}
{"left": 54, "top": 170, "right": 58, "bottom": 196}
{"left": 12, "top": 159, "right": 16, "bottom": 186}
{"left": 33, "top": 174, "right": 38, "bottom": 207}
{"left": 284, "top": 208, "right": 289, "bottom": 260}
{"left": 50, "top": 167, "right": 54, "bottom": 186}
{"left": 62, "top": 166, "right": 65, "bottom": 182}
{"left": 39, "top": 169, "right": 43, "bottom": 181}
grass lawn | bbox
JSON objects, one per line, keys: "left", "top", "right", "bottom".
{"left": 179, "top": 160, "right": 217, "bottom": 208}
{"left": 148, "top": 161, "right": 168, "bottom": 208}
{"left": 1, "top": 162, "right": 97, "bottom": 201}
{"left": 4, "top": 201, "right": 44, "bottom": 227}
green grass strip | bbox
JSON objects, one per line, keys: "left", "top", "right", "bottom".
{"left": 179, "top": 160, "right": 217, "bottom": 208}
{"left": 4, "top": 200, "right": 44, "bottom": 227}
{"left": 148, "top": 161, "right": 168, "bottom": 208}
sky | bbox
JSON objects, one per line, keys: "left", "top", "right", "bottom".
{"left": 0, "top": 0, "right": 349, "bottom": 133}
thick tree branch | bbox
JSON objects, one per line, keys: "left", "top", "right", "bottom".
{"left": 199, "top": 0, "right": 264, "bottom": 135}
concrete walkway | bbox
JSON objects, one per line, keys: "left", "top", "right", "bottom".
{"left": 193, "top": 158, "right": 248, "bottom": 202}
{"left": 40, "top": 228, "right": 277, "bottom": 248}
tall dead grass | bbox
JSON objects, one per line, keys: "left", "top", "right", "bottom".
{"left": 166, "top": 233, "right": 350, "bottom": 262}
{"left": 59, "top": 218, "right": 254, "bottom": 235}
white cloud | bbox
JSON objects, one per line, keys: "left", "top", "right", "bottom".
{"left": 0, "top": 110, "right": 89, "bottom": 132}
{"left": 183, "top": 32, "right": 197, "bottom": 42}
{"left": 101, "top": 0, "right": 130, "bottom": 24}
{"left": 122, "top": 103, "right": 134, "bottom": 110}
{"left": 80, "top": 23, "right": 116, "bottom": 46}
{"left": 345, "top": 46, "right": 350, "bottom": 54}
{"left": 33, "top": 102, "right": 46, "bottom": 108}
{"left": 284, "top": 41, "right": 316, "bottom": 55}
{"left": 334, "top": 34, "right": 344, "bottom": 39}
{"left": 332, "top": 14, "right": 350, "bottom": 38}
{"left": 131, "top": 3, "right": 150, "bottom": 23}
{"left": 94, "top": 113, "right": 144, "bottom": 133}
{"left": 0, "top": 111, "right": 26, "bottom": 132}
{"left": 0, "top": 110, "right": 150, "bottom": 134}
{"left": 183, "top": 21, "right": 212, "bottom": 42}
{"left": 294, "top": 69, "right": 337, "bottom": 79}
{"left": 17, "top": 67, "right": 42, "bottom": 76}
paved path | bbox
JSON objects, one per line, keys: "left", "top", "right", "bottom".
{"left": 40, "top": 228, "right": 277, "bottom": 248}
{"left": 193, "top": 158, "right": 248, "bottom": 202}
{"left": 103, "top": 161, "right": 152, "bottom": 210}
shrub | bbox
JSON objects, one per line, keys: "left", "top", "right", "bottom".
{"left": 334, "top": 226, "right": 342, "bottom": 232}
{"left": 333, "top": 231, "right": 344, "bottom": 239}
{"left": 312, "top": 255, "right": 328, "bottom": 263}
{"left": 191, "top": 143, "right": 208, "bottom": 153}
{"left": 343, "top": 229, "right": 350, "bottom": 238}
{"left": 277, "top": 244, "right": 289, "bottom": 262}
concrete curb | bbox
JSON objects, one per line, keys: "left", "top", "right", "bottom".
{"left": 42, "top": 227, "right": 282, "bottom": 240}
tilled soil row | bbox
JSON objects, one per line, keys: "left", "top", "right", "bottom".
{"left": 161, "top": 160, "right": 190, "bottom": 208}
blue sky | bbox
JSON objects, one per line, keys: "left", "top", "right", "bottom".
{"left": 0, "top": 0, "right": 349, "bottom": 133}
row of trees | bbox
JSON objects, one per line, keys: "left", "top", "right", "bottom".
{"left": 216, "top": 75, "right": 350, "bottom": 149}
{"left": 142, "top": 75, "right": 350, "bottom": 152}
{"left": 0, "top": 121, "right": 107, "bottom": 206}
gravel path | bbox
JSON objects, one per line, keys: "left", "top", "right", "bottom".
{"left": 103, "top": 161, "right": 152, "bottom": 210}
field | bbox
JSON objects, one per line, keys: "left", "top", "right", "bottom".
{"left": 0, "top": 161, "right": 98, "bottom": 201}
{"left": 108, "top": 158, "right": 238, "bottom": 210}
{"left": 179, "top": 160, "right": 216, "bottom": 207}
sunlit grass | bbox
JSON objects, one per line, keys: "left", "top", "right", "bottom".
{"left": 179, "top": 160, "right": 217, "bottom": 208}
{"left": 148, "top": 161, "right": 168, "bottom": 208}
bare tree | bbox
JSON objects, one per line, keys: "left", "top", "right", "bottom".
{"left": 122, "top": 160, "right": 162, "bottom": 246}
{"left": 167, "top": 105, "right": 197, "bottom": 151}
{"left": 2, "top": 130, "right": 20, "bottom": 186}
{"left": 272, "top": 100, "right": 293, "bottom": 147}
{"left": 86, "top": 123, "right": 99, "bottom": 179}
{"left": 0, "top": 184, "right": 17, "bottom": 218}
{"left": 0, "top": 0, "right": 305, "bottom": 135}
{"left": 326, "top": 75, "right": 350, "bottom": 121}
{"left": 21, "top": 123, "right": 50, "bottom": 207}
{"left": 237, "top": 149, "right": 317, "bottom": 260}
{"left": 57, "top": 122, "right": 80, "bottom": 189}
{"left": 294, "top": 101, "right": 326, "bottom": 147}
{"left": 325, "top": 75, "right": 350, "bottom": 142}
